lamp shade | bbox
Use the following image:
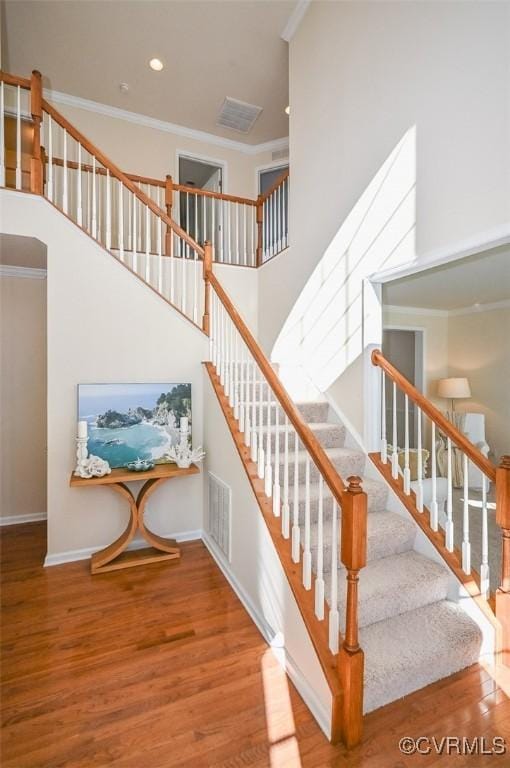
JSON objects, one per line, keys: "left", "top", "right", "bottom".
{"left": 437, "top": 377, "right": 471, "bottom": 399}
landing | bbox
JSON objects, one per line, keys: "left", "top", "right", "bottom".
{"left": 1, "top": 523, "right": 507, "bottom": 767}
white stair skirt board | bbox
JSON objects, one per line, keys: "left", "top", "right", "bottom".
{"left": 44, "top": 529, "right": 202, "bottom": 566}
{"left": 202, "top": 530, "right": 331, "bottom": 739}
{"left": 265, "top": 396, "right": 484, "bottom": 713}
{"left": 0, "top": 513, "right": 47, "bottom": 526}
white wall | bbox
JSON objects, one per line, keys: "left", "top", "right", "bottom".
{"left": 259, "top": 1, "right": 509, "bottom": 433}
{"left": 0, "top": 273, "right": 47, "bottom": 523}
{"left": 1, "top": 189, "right": 208, "bottom": 561}
{"left": 202, "top": 369, "right": 332, "bottom": 737}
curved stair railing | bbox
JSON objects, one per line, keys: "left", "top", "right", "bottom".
{"left": 205, "top": 265, "right": 368, "bottom": 746}
{"left": 371, "top": 349, "right": 509, "bottom": 666}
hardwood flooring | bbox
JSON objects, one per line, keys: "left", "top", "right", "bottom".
{"left": 1, "top": 522, "right": 509, "bottom": 767}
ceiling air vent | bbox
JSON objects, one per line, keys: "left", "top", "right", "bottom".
{"left": 217, "top": 97, "right": 263, "bottom": 133}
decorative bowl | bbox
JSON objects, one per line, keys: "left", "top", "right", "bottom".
{"left": 126, "top": 459, "right": 155, "bottom": 472}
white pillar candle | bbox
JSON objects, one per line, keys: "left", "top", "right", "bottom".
{"left": 180, "top": 416, "right": 189, "bottom": 432}
{"left": 78, "top": 420, "right": 88, "bottom": 438}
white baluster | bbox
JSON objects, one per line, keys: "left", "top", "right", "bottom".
{"left": 132, "top": 192, "right": 137, "bottom": 271}
{"left": 272, "top": 402, "right": 281, "bottom": 516}
{"left": 225, "top": 318, "right": 232, "bottom": 400}
{"left": 194, "top": 192, "right": 198, "bottom": 241}
{"left": 181, "top": 243, "right": 187, "bottom": 315}
{"left": 303, "top": 455, "right": 312, "bottom": 589}
{"left": 169, "top": 232, "right": 175, "bottom": 304}
{"left": 106, "top": 169, "right": 112, "bottom": 250}
{"left": 16, "top": 86, "right": 21, "bottom": 189}
{"left": 328, "top": 500, "right": 339, "bottom": 654}
{"left": 235, "top": 203, "right": 240, "bottom": 265}
{"left": 430, "top": 422, "right": 439, "bottom": 531}
{"left": 62, "top": 129, "right": 68, "bottom": 213}
{"left": 265, "top": 389, "right": 272, "bottom": 497}
{"left": 86, "top": 160, "right": 91, "bottom": 233}
{"left": 381, "top": 370, "right": 387, "bottom": 463}
{"left": 250, "top": 364, "right": 258, "bottom": 462}
{"left": 291, "top": 432, "right": 300, "bottom": 563}
{"left": 76, "top": 143, "right": 83, "bottom": 226}
{"left": 244, "top": 356, "right": 251, "bottom": 448}
{"left": 118, "top": 181, "right": 124, "bottom": 261}
{"left": 243, "top": 204, "right": 247, "bottom": 266}
{"left": 47, "top": 114, "right": 53, "bottom": 201}
{"left": 315, "top": 475, "right": 325, "bottom": 619}
{"left": 203, "top": 195, "right": 207, "bottom": 245}
{"left": 403, "top": 394, "right": 410, "bottom": 494}
{"left": 251, "top": 205, "right": 256, "bottom": 265}
{"left": 445, "top": 437, "right": 454, "bottom": 551}
{"left": 227, "top": 200, "right": 232, "bottom": 264}
{"left": 0, "top": 81, "right": 4, "bottom": 186}
{"left": 416, "top": 406, "right": 423, "bottom": 512}
{"left": 91, "top": 156, "right": 97, "bottom": 239}
{"left": 480, "top": 474, "right": 490, "bottom": 598}
{"left": 156, "top": 215, "right": 162, "bottom": 292}
{"left": 144, "top": 204, "right": 151, "bottom": 281}
{"left": 193, "top": 250, "right": 198, "bottom": 324}
{"left": 282, "top": 417, "right": 290, "bottom": 538}
{"left": 462, "top": 453, "right": 471, "bottom": 573}
{"left": 212, "top": 196, "right": 216, "bottom": 254}
{"left": 391, "top": 382, "right": 399, "bottom": 479}
{"left": 239, "top": 347, "right": 245, "bottom": 433}
{"left": 232, "top": 331, "right": 239, "bottom": 413}
{"left": 257, "top": 378, "right": 265, "bottom": 479}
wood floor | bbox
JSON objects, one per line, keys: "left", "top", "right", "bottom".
{"left": 1, "top": 523, "right": 509, "bottom": 767}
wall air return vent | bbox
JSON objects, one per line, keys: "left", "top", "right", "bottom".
{"left": 207, "top": 472, "right": 232, "bottom": 561}
{"left": 217, "top": 97, "right": 263, "bottom": 133}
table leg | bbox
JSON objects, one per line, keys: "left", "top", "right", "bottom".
{"left": 90, "top": 483, "right": 138, "bottom": 573}
{"left": 137, "top": 478, "right": 181, "bottom": 556}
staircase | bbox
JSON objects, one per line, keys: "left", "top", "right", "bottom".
{"left": 1, "top": 68, "right": 508, "bottom": 749}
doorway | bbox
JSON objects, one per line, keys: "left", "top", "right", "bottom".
{"left": 382, "top": 328, "right": 424, "bottom": 445}
{"left": 257, "top": 164, "right": 288, "bottom": 196}
{"left": 177, "top": 155, "right": 224, "bottom": 250}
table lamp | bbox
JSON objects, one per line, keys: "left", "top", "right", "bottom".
{"left": 437, "top": 377, "right": 471, "bottom": 412}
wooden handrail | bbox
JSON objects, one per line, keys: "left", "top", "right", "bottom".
{"left": 259, "top": 168, "right": 289, "bottom": 203}
{"left": 41, "top": 99, "right": 205, "bottom": 257}
{"left": 172, "top": 182, "right": 257, "bottom": 207}
{"left": 0, "top": 71, "right": 31, "bottom": 89}
{"left": 371, "top": 349, "right": 496, "bottom": 482}
{"left": 208, "top": 271, "right": 349, "bottom": 509}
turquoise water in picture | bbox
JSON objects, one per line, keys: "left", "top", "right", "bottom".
{"left": 78, "top": 383, "right": 192, "bottom": 469}
{"left": 87, "top": 422, "right": 178, "bottom": 468}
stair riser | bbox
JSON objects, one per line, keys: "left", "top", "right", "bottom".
{"left": 258, "top": 425, "right": 345, "bottom": 453}
{"left": 244, "top": 401, "right": 330, "bottom": 425}
{"left": 327, "top": 569, "right": 450, "bottom": 631}
{"left": 280, "top": 483, "right": 387, "bottom": 523}
{"left": 281, "top": 452, "right": 365, "bottom": 485}
{"left": 306, "top": 524, "right": 416, "bottom": 572}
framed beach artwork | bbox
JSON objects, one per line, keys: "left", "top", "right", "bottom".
{"left": 78, "top": 383, "right": 192, "bottom": 469}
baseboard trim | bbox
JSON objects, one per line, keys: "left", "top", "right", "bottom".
{"left": 202, "top": 530, "right": 331, "bottom": 739}
{"left": 0, "top": 513, "right": 47, "bottom": 526}
{"left": 43, "top": 528, "right": 202, "bottom": 567}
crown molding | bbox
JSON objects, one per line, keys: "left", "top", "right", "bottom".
{"left": 384, "top": 299, "right": 510, "bottom": 318}
{"left": 281, "top": 0, "right": 311, "bottom": 42}
{"left": 0, "top": 264, "right": 46, "bottom": 279}
{"left": 44, "top": 89, "right": 289, "bottom": 157}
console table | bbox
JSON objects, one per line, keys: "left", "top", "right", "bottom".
{"left": 69, "top": 463, "right": 200, "bottom": 574}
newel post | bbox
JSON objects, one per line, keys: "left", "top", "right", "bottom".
{"left": 30, "top": 70, "right": 43, "bottom": 195}
{"left": 496, "top": 455, "right": 510, "bottom": 667}
{"left": 203, "top": 241, "right": 213, "bottom": 335}
{"left": 165, "top": 174, "right": 173, "bottom": 256}
{"left": 338, "top": 476, "right": 367, "bottom": 748}
{"left": 256, "top": 194, "right": 263, "bottom": 266}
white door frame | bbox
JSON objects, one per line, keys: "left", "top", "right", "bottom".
{"left": 175, "top": 150, "right": 228, "bottom": 192}
{"left": 255, "top": 160, "right": 289, "bottom": 198}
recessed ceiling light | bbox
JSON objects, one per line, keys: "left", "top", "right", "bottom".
{"left": 119, "top": 82, "right": 129, "bottom": 93}
{"left": 149, "top": 58, "right": 164, "bottom": 72}
{"left": 285, "top": 105, "right": 290, "bottom": 115}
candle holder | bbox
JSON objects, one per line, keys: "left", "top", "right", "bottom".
{"left": 74, "top": 436, "right": 89, "bottom": 476}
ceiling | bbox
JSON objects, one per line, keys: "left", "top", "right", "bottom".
{"left": 2, "top": 0, "right": 293, "bottom": 146}
{"left": 0, "top": 234, "right": 47, "bottom": 268}
{"left": 383, "top": 245, "right": 510, "bottom": 311}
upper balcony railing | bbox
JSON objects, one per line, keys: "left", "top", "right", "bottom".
{"left": 0, "top": 69, "right": 289, "bottom": 269}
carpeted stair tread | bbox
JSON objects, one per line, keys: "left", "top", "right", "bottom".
{"left": 361, "top": 600, "right": 482, "bottom": 713}
{"left": 304, "top": 511, "right": 416, "bottom": 569}
{"left": 330, "top": 550, "right": 450, "bottom": 629}
{"left": 289, "top": 475, "right": 388, "bottom": 524}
